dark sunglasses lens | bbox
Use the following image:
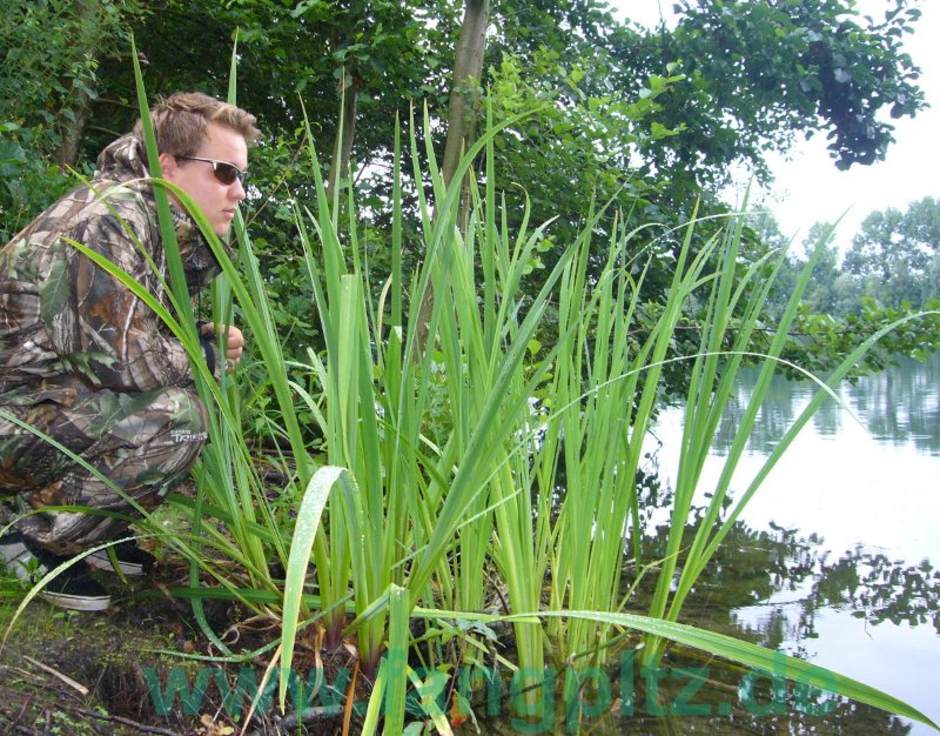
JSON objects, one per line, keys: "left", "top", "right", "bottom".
{"left": 213, "top": 162, "right": 240, "bottom": 185}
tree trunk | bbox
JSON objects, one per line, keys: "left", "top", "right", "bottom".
{"left": 55, "top": 0, "right": 101, "bottom": 168}
{"left": 415, "top": 0, "right": 489, "bottom": 353}
{"left": 327, "top": 72, "right": 359, "bottom": 194}
{"left": 441, "top": 0, "right": 489, "bottom": 188}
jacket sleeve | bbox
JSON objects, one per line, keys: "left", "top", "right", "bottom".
{"left": 45, "top": 210, "right": 201, "bottom": 392}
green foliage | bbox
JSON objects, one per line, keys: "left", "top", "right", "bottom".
{"left": 4, "top": 0, "right": 931, "bottom": 415}
{"left": 88, "top": 0, "right": 457, "bottom": 163}
{"left": 743, "top": 206, "right": 940, "bottom": 380}
{"left": 788, "top": 298, "right": 940, "bottom": 373}
{"left": 0, "top": 122, "right": 74, "bottom": 243}
{"left": 472, "top": 0, "right": 929, "bottom": 347}
{"left": 3, "top": 6, "right": 937, "bottom": 723}
{"left": 648, "top": 0, "right": 925, "bottom": 178}
{"left": 5, "top": 0, "right": 928, "bottom": 300}
{"left": 485, "top": 49, "right": 683, "bottom": 223}
{"left": 0, "top": 0, "right": 144, "bottom": 240}
{"left": 844, "top": 196, "right": 940, "bottom": 307}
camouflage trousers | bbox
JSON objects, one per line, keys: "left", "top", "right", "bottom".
{"left": 0, "top": 386, "right": 207, "bottom": 556}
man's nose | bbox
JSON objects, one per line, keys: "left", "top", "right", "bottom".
{"left": 231, "top": 177, "right": 246, "bottom": 202}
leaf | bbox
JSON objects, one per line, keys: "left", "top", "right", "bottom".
{"left": 290, "top": 0, "right": 322, "bottom": 19}
{"left": 0, "top": 140, "right": 26, "bottom": 167}
{"left": 650, "top": 121, "right": 683, "bottom": 140}
{"left": 383, "top": 585, "right": 410, "bottom": 735}
{"left": 278, "top": 466, "right": 347, "bottom": 710}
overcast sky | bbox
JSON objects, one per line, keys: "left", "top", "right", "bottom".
{"left": 611, "top": 1, "right": 938, "bottom": 256}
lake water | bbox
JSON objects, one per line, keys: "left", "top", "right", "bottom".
{"left": 645, "top": 351, "right": 940, "bottom": 734}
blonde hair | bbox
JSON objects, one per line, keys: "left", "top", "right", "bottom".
{"left": 133, "top": 92, "right": 261, "bottom": 157}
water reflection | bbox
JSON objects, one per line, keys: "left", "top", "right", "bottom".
{"left": 813, "top": 548, "right": 940, "bottom": 633}
{"left": 630, "top": 349, "right": 940, "bottom": 735}
{"left": 712, "top": 352, "right": 940, "bottom": 456}
{"left": 608, "top": 519, "right": 935, "bottom": 735}
{"left": 849, "top": 354, "right": 940, "bottom": 452}
{"left": 482, "top": 494, "right": 937, "bottom": 732}
{"left": 635, "top": 519, "right": 817, "bottom": 611}
{"left": 484, "top": 356, "right": 940, "bottom": 734}
{"left": 637, "top": 518, "right": 939, "bottom": 641}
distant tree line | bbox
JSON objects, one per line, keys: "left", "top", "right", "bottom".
{"left": 759, "top": 196, "right": 940, "bottom": 318}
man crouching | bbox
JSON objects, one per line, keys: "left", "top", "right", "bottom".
{"left": 0, "top": 92, "right": 257, "bottom": 610}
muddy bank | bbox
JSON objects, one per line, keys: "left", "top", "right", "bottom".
{"left": 0, "top": 589, "right": 351, "bottom": 736}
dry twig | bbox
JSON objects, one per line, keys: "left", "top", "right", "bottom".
{"left": 23, "top": 655, "right": 89, "bottom": 697}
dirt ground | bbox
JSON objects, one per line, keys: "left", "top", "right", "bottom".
{"left": 0, "top": 581, "right": 352, "bottom": 736}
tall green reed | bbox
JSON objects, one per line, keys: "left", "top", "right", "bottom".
{"left": 291, "top": 97, "right": 936, "bottom": 728}
{"left": 292, "top": 100, "right": 578, "bottom": 681}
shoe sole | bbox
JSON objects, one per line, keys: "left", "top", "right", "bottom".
{"left": 39, "top": 589, "right": 112, "bottom": 612}
{"left": 85, "top": 552, "right": 146, "bottom": 576}
{"left": 0, "top": 540, "right": 34, "bottom": 581}
{"left": 3, "top": 536, "right": 112, "bottom": 611}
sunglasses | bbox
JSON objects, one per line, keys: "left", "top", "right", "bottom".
{"left": 176, "top": 155, "right": 248, "bottom": 186}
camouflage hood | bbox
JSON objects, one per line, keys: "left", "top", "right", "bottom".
{"left": 95, "top": 134, "right": 223, "bottom": 292}
{"left": 0, "top": 134, "right": 227, "bottom": 401}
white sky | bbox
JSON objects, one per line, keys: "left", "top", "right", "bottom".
{"left": 611, "top": 1, "right": 939, "bottom": 255}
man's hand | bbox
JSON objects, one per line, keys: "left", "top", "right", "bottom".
{"left": 200, "top": 322, "right": 245, "bottom": 369}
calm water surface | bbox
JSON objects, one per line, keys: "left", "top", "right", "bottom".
{"left": 647, "top": 352, "right": 940, "bottom": 734}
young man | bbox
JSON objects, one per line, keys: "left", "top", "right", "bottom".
{"left": 0, "top": 92, "right": 258, "bottom": 610}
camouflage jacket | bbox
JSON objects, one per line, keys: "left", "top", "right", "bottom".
{"left": 0, "top": 134, "right": 221, "bottom": 410}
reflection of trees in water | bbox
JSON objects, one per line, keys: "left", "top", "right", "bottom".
{"left": 814, "top": 547, "right": 940, "bottom": 633}
{"left": 729, "top": 543, "right": 940, "bottom": 676}
{"left": 595, "top": 653, "right": 915, "bottom": 735}
{"left": 635, "top": 513, "right": 938, "bottom": 638}
{"left": 605, "top": 518, "right": 930, "bottom": 735}
{"left": 710, "top": 351, "right": 940, "bottom": 456}
{"left": 600, "top": 685, "right": 914, "bottom": 735}
{"left": 813, "top": 387, "right": 843, "bottom": 436}
{"left": 848, "top": 352, "right": 940, "bottom": 454}
{"left": 480, "top": 516, "right": 931, "bottom": 735}
{"left": 632, "top": 517, "right": 817, "bottom": 609}
{"left": 488, "top": 653, "right": 914, "bottom": 736}
{"left": 711, "top": 371, "right": 812, "bottom": 455}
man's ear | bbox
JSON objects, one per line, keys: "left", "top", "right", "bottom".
{"left": 158, "top": 152, "right": 178, "bottom": 181}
